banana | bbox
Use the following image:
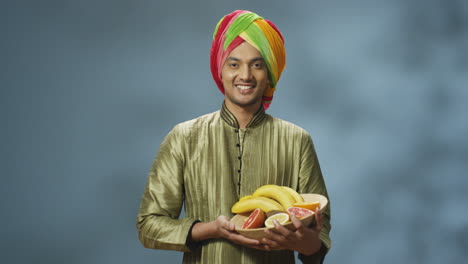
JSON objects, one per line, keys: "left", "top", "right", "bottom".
{"left": 252, "top": 184, "right": 296, "bottom": 210}
{"left": 281, "top": 186, "right": 304, "bottom": 203}
{"left": 231, "top": 197, "right": 284, "bottom": 214}
{"left": 239, "top": 195, "right": 254, "bottom": 201}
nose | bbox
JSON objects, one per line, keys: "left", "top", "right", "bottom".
{"left": 239, "top": 65, "right": 253, "bottom": 81}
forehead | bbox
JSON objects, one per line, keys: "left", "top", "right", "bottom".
{"left": 226, "top": 42, "right": 263, "bottom": 61}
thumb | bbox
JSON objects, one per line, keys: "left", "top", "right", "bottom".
{"left": 217, "top": 215, "right": 229, "bottom": 221}
{"left": 218, "top": 215, "right": 235, "bottom": 231}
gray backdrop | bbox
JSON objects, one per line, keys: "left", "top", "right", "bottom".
{"left": 2, "top": 0, "right": 467, "bottom": 263}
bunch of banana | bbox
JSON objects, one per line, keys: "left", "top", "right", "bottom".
{"left": 231, "top": 196, "right": 283, "bottom": 213}
{"left": 281, "top": 186, "right": 304, "bottom": 205}
{"left": 231, "top": 184, "right": 304, "bottom": 214}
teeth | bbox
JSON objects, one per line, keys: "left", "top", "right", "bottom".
{"left": 236, "top": 85, "right": 254, "bottom": 90}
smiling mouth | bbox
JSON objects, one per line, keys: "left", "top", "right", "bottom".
{"left": 235, "top": 84, "right": 256, "bottom": 90}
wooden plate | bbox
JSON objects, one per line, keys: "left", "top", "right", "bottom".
{"left": 230, "top": 194, "right": 328, "bottom": 242}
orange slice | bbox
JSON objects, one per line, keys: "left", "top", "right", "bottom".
{"left": 292, "top": 201, "right": 320, "bottom": 211}
{"left": 264, "top": 213, "right": 290, "bottom": 228}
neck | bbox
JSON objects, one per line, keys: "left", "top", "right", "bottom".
{"left": 224, "top": 100, "right": 262, "bottom": 128}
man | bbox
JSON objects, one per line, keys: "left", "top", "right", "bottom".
{"left": 137, "top": 10, "right": 331, "bottom": 263}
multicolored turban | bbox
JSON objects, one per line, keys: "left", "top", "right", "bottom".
{"left": 210, "top": 10, "right": 286, "bottom": 110}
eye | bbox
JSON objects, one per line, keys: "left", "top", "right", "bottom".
{"left": 252, "top": 62, "right": 263, "bottom": 69}
{"left": 230, "top": 63, "right": 239, "bottom": 68}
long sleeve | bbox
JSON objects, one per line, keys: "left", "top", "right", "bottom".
{"left": 136, "top": 126, "right": 199, "bottom": 252}
{"left": 297, "top": 132, "right": 332, "bottom": 263}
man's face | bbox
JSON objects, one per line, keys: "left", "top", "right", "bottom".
{"left": 221, "top": 42, "right": 269, "bottom": 110}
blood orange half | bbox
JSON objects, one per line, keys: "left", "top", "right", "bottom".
{"left": 287, "top": 207, "right": 314, "bottom": 219}
{"left": 241, "top": 208, "right": 265, "bottom": 229}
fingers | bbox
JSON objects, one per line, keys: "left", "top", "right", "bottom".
{"left": 314, "top": 209, "right": 323, "bottom": 232}
{"left": 291, "top": 214, "right": 305, "bottom": 232}
{"left": 228, "top": 232, "right": 262, "bottom": 247}
{"left": 250, "top": 244, "right": 271, "bottom": 251}
{"left": 216, "top": 216, "right": 262, "bottom": 247}
{"left": 263, "top": 228, "right": 284, "bottom": 242}
{"left": 226, "top": 221, "right": 236, "bottom": 231}
{"left": 273, "top": 220, "right": 295, "bottom": 236}
{"left": 217, "top": 215, "right": 235, "bottom": 231}
{"left": 262, "top": 220, "right": 295, "bottom": 248}
{"left": 261, "top": 236, "right": 287, "bottom": 251}
{"left": 261, "top": 237, "right": 279, "bottom": 249}
{"left": 217, "top": 215, "right": 229, "bottom": 222}
{"left": 264, "top": 221, "right": 290, "bottom": 240}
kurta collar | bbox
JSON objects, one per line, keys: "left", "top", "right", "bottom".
{"left": 220, "top": 102, "right": 267, "bottom": 128}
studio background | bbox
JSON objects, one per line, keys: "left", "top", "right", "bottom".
{"left": 2, "top": 0, "right": 467, "bottom": 263}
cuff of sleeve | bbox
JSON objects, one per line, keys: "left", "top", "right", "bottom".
{"left": 318, "top": 230, "right": 331, "bottom": 252}
{"left": 185, "top": 220, "right": 202, "bottom": 252}
{"left": 298, "top": 232, "right": 331, "bottom": 264}
{"left": 298, "top": 243, "right": 327, "bottom": 264}
{"left": 138, "top": 217, "right": 200, "bottom": 252}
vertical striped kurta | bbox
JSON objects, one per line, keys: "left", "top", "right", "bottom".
{"left": 137, "top": 103, "right": 331, "bottom": 263}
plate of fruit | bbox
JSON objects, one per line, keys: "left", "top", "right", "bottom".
{"left": 230, "top": 184, "right": 328, "bottom": 241}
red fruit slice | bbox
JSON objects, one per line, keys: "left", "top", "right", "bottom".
{"left": 241, "top": 208, "right": 265, "bottom": 229}
{"left": 287, "top": 207, "right": 314, "bottom": 219}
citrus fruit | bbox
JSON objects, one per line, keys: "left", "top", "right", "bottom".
{"left": 241, "top": 208, "right": 265, "bottom": 229}
{"left": 265, "top": 210, "right": 285, "bottom": 218}
{"left": 292, "top": 201, "right": 320, "bottom": 211}
{"left": 287, "top": 207, "right": 314, "bottom": 219}
{"left": 264, "top": 212, "right": 290, "bottom": 228}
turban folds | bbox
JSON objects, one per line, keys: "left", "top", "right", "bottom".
{"left": 210, "top": 10, "right": 286, "bottom": 110}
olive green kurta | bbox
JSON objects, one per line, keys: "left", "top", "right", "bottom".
{"left": 137, "top": 103, "right": 331, "bottom": 263}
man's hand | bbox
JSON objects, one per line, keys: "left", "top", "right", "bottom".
{"left": 191, "top": 216, "right": 269, "bottom": 250}
{"left": 261, "top": 209, "right": 323, "bottom": 255}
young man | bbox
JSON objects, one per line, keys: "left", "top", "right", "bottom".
{"left": 137, "top": 10, "right": 331, "bottom": 263}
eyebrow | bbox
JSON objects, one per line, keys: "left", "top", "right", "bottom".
{"left": 226, "top": 56, "right": 265, "bottom": 63}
